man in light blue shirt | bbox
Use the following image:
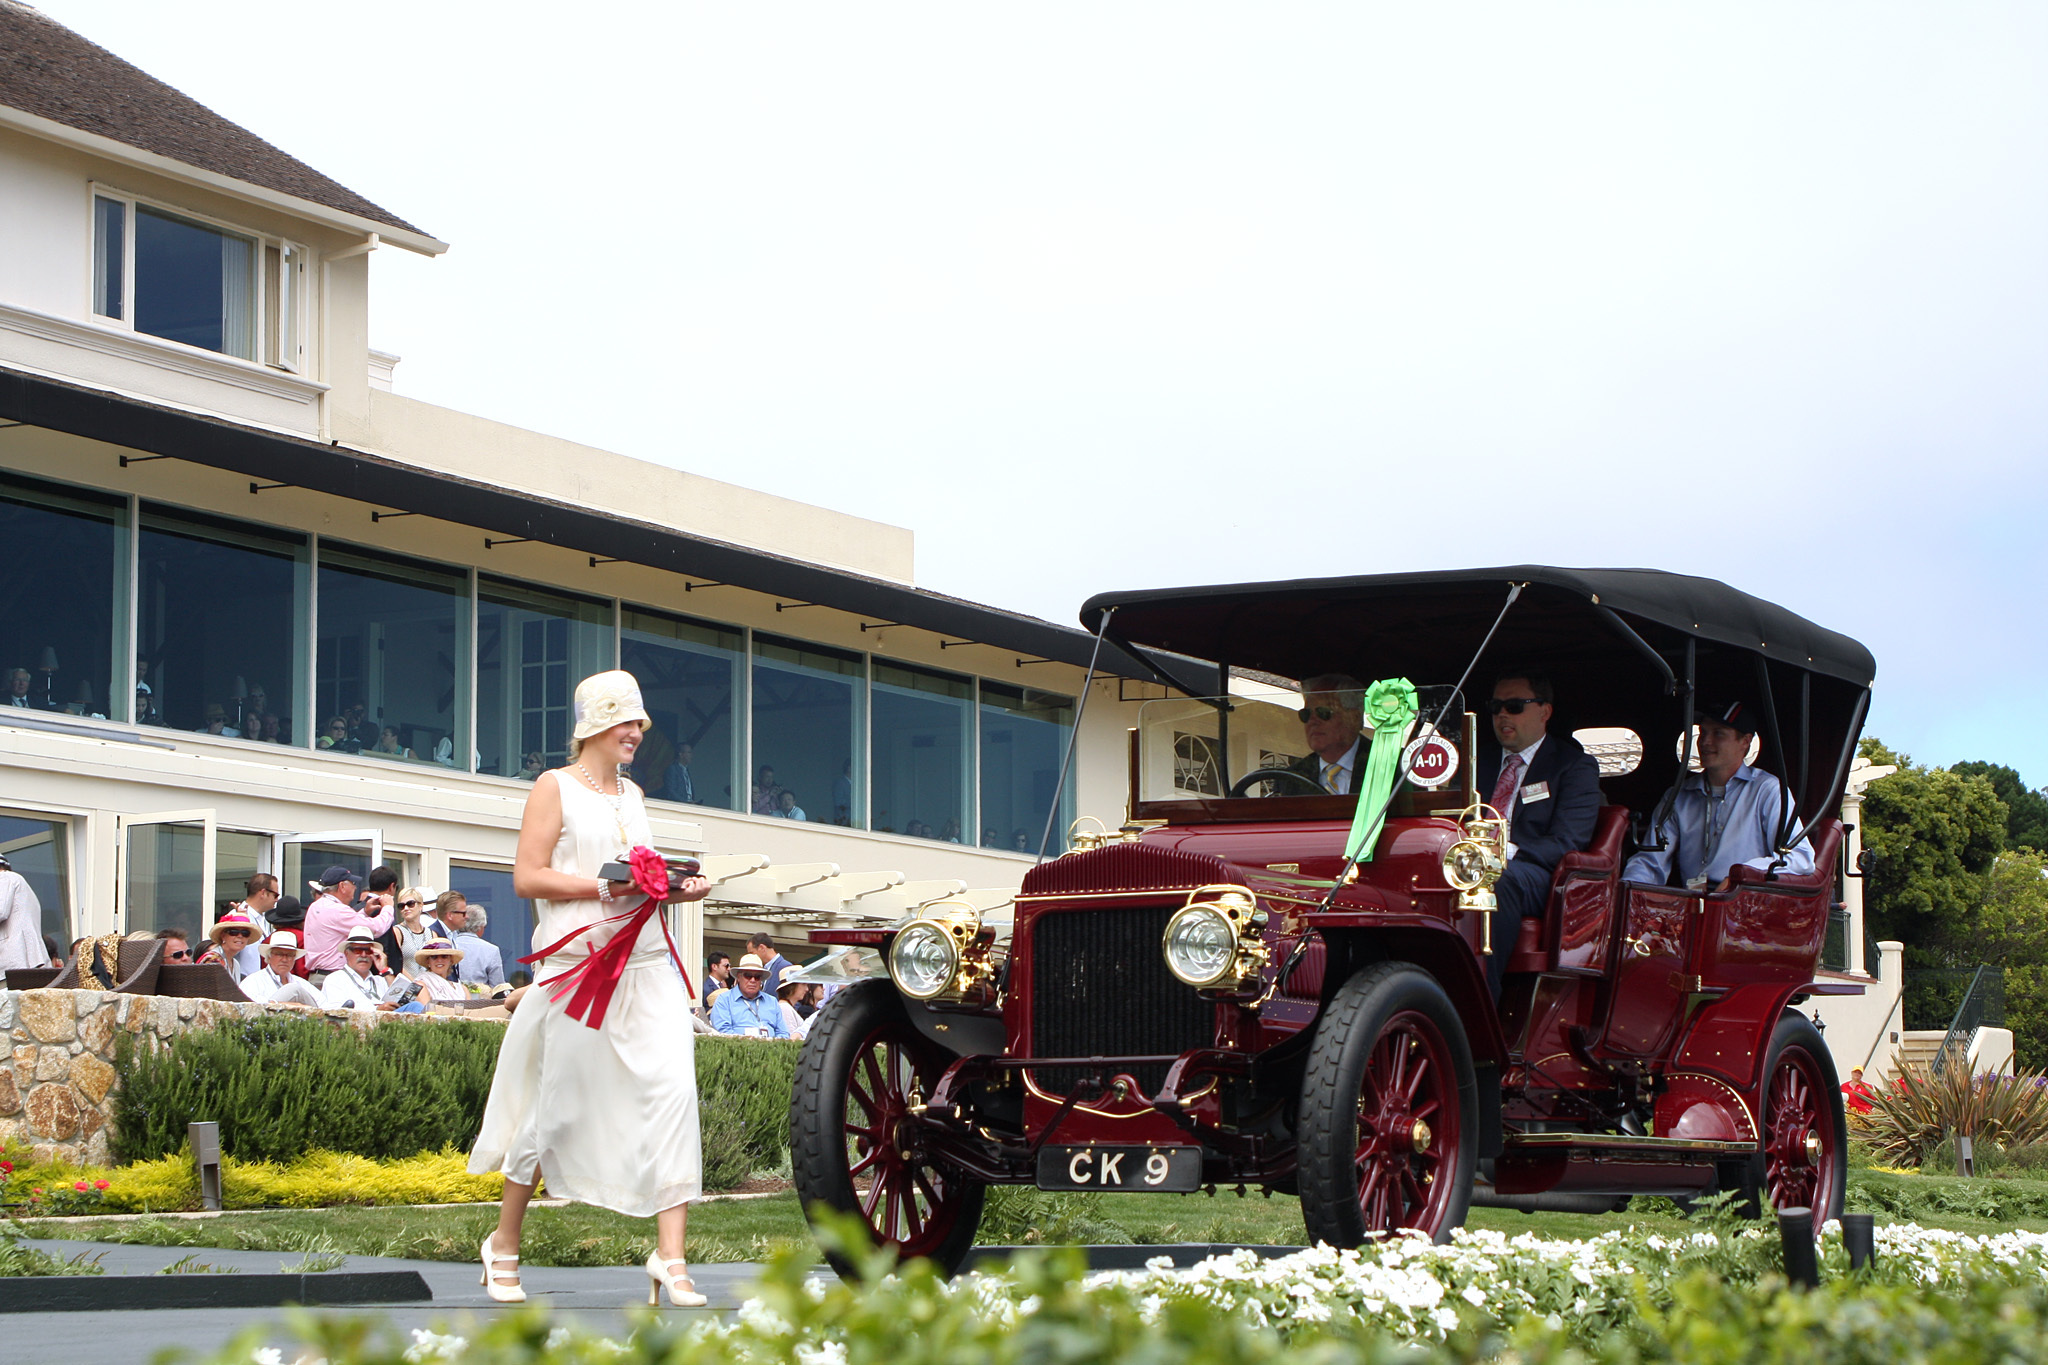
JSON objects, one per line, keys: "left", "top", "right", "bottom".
{"left": 446, "top": 899, "right": 506, "bottom": 987}
{"left": 709, "top": 954, "right": 790, "bottom": 1036}
{"left": 1624, "top": 700, "right": 1815, "bottom": 891}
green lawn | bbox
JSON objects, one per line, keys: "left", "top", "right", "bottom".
{"left": 45, "top": 1166, "right": 2048, "bottom": 1268}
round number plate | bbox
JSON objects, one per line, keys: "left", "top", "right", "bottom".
{"left": 1403, "top": 733, "right": 1460, "bottom": 789}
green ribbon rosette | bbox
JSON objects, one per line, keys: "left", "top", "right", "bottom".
{"left": 1342, "top": 677, "right": 1419, "bottom": 864}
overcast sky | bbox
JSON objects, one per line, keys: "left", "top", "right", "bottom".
{"left": 39, "top": 3, "right": 2048, "bottom": 787}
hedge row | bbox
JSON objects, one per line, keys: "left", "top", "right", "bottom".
{"left": 112, "top": 1015, "right": 799, "bottom": 1171}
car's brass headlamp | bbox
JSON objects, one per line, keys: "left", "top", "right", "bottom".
{"left": 1442, "top": 803, "right": 1510, "bottom": 952}
{"left": 888, "top": 899, "right": 998, "bottom": 1005}
{"left": 1161, "top": 884, "right": 1269, "bottom": 992}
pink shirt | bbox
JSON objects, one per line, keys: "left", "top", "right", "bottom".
{"left": 302, "top": 892, "right": 395, "bottom": 971}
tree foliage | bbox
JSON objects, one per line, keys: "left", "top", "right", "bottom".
{"left": 1950, "top": 759, "right": 2048, "bottom": 853}
{"left": 1857, "top": 738, "right": 2009, "bottom": 961}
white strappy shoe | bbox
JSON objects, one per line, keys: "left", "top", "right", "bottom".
{"left": 646, "top": 1250, "right": 708, "bottom": 1307}
{"left": 481, "top": 1233, "right": 526, "bottom": 1304}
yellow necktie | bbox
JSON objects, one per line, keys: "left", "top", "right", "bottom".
{"left": 1323, "top": 762, "right": 1343, "bottom": 794}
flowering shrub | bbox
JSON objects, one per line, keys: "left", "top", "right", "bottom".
{"left": 188, "top": 1214, "right": 2048, "bottom": 1365}
{"left": 1850, "top": 1060, "right": 2048, "bottom": 1166}
{"left": 1, "top": 1160, "right": 110, "bottom": 1218}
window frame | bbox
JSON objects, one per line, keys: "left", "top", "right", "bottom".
{"left": 87, "top": 182, "right": 307, "bottom": 373}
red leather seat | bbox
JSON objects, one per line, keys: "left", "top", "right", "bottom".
{"left": 1504, "top": 804, "right": 1630, "bottom": 974}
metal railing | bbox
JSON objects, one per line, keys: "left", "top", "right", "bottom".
{"left": 1932, "top": 964, "right": 2001, "bottom": 1077}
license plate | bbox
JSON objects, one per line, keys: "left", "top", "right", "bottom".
{"left": 1036, "top": 1145, "right": 1203, "bottom": 1192}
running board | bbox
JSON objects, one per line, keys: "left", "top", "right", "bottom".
{"left": 1504, "top": 1132, "right": 1757, "bottom": 1155}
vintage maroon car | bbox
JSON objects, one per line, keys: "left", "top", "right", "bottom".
{"left": 791, "top": 567, "right": 1870, "bottom": 1272}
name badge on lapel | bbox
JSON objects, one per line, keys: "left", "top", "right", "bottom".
{"left": 1520, "top": 781, "right": 1551, "bottom": 804}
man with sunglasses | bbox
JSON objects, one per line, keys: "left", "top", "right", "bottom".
{"left": 1476, "top": 671, "right": 1603, "bottom": 999}
{"left": 1283, "top": 675, "right": 1372, "bottom": 795}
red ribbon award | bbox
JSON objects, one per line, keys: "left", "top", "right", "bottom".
{"left": 519, "top": 846, "right": 693, "bottom": 1031}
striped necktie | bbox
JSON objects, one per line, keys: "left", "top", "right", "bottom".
{"left": 1323, "top": 761, "right": 1344, "bottom": 794}
{"left": 1489, "top": 753, "right": 1524, "bottom": 815}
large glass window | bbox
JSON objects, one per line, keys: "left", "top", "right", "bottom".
{"left": 317, "top": 544, "right": 470, "bottom": 766}
{"left": 0, "top": 813, "right": 72, "bottom": 957}
{"left": 872, "top": 662, "right": 971, "bottom": 841}
{"left": 751, "top": 635, "right": 864, "bottom": 826}
{"left": 979, "top": 683, "right": 1075, "bottom": 854}
{"left": 0, "top": 472, "right": 126, "bottom": 720}
{"left": 475, "top": 578, "right": 613, "bottom": 778}
{"left": 448, "top": 861, "right": 534, "bottom": 981}
{"left": 123, "top": 818, "right": 209, "bottom": 939}
{"left": 621, "top": 607, "right": 741, "bottom": 809}
{"left": 138, "top": 504, "right": 305, "bottom": 740}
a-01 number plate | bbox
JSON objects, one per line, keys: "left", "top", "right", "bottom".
{"left": 1035, "top": 1145, "right": 1203, "bottom": 1192}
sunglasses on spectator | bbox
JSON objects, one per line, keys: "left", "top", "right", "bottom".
{"left": 399, "top": 899, "right": 421, "bottom": 909}
{"left": 220, "top": 929, "right": 252, "bottom": 938}
{"left": 1488, "top": 697, "right": 1545, "bottom": 716}
{"left": 166, "top": 949, "right": 190, "bottom": 961}
{"left": 1296, "top": 705, "right": 1350, "bottom": 722}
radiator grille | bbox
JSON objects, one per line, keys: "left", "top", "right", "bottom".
{"left": 1027, "top": 905, "right": 1214, "bottom": 1096}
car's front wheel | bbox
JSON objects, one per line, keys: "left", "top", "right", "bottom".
{"left": 1296, "top": 962, "right": 1478, "bottom": 1245}
{"left": 790, "top": 978, "right": 985, "bottom": 1277}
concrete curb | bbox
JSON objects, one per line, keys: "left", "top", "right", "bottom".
{"left": 0, "top": 1269, "right": 432, "bottom": 1312}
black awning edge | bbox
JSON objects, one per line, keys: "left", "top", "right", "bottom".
{"left": 0, "top": 365, "right": 1152, "bottom": 683}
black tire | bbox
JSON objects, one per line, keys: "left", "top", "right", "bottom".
{"left": 1751, "top": 1011, "right": 1847, "bottom": 1223}
{"left": 1297, "top": 962, "right": 1478, "bottom": 1246}
{"left": 790, "top": 977, "right": 985, "bottom": 1277}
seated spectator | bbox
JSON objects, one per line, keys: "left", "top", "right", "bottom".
{"left": 777, "top": 789, "right": 808, "bottom": 821}
{"left": 982, "top": 826, "right": 1001, "bottom": 847}
{"left": 709, "top": 955, "right": 789, "bottom": 1036}
{"left": 242, "top": 932, "right": 324, "bottom": 1006}
{"left": 939, "top": 819, "right": 962, "bottom": 844}
{"left": 1622, "top": 700, "right": 1816, "bottom": 890}
{"left": 1012, "top": 829, "right": 1032, "bottom": 852}
{"left": 4, "top": 668, "right": 34, "bottom": 709}
{"left": 371, "top": 726, "right": 413, "bottom": 759}
{"left": 201, "top": 912, "right": 262, "bottom": 981}
{"left": 133, "top": 681, "right": 161, "bottom": 725}
{"left": 407, "top": 938, "right": 469, "bottom": 1003}
{"left": 197, "top": 703, "right": 241, "bottom": 738}
{"left": 154, "top": 927, "right": 194, "bottom": 965}
{"left": 345, "top": 700, "right": 379, "bottom": 750}
{"left": 447, "top": 900, "right": 505, "bottom": 987}
{"left": 319, "top": 927, "right": 396, "bottom": 1011}
{"left": 318, "top": 715, "right": 357, "bottom": 752}
{"left": 517, "top": 751, "right": 546, "bottom": 780}
{"left": 752, "top": 764, "right": 782, "bottom": 815}
{"left": 777, "top": 979, "right": 818, "bottom": 1040}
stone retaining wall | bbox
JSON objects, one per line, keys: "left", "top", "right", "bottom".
{"left": 0, "top": 988, "right": 413, "bottom": 1166}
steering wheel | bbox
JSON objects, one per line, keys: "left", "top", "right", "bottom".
{"left": 1228, "top": 767, "right": 1328, "bottom": 798}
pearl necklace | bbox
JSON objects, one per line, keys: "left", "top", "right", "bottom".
{"left": 576, "top": 761, "right": 631, "bottom": 848}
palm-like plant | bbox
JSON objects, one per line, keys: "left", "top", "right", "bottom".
{"left": 1850, "top": 1060, "right": 2048, "bottom": 1167}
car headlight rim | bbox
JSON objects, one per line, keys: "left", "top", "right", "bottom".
{"left": 1163, "top": 903, "right": 1242, "bottom": 989}
{"left": 889, "top": 920, "right": 961, "bottom": 1000}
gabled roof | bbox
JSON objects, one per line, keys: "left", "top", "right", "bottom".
{"left": 0, "top": 2, "right": 431, "bottom": 241}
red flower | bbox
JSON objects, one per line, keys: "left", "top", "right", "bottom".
{"left": 93, "top": 1179, "right": 110, "bottom": 1192}
{"left": 0, "top": 1159, "right": 12, "bottom": 1174}
{"left": 627, "top": 845, "right": 670, "bottom": 901}
{"left": 73, "top": 1180, "right": 88, "bottom": 1192}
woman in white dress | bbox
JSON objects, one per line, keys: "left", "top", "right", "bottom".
{"left": 467, "top": 670, "right": 712, "bottom": 1307}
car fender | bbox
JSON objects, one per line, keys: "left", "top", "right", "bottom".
{"left": 1669, "top": 982, "right": 1807, "bottom": 1098}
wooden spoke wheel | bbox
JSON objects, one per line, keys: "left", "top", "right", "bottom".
{"left": 1298, "top": 962, "right": 1477, "bottom": 1246}
{"left": 1757, "top": 1012, "right": 1847, "bottom": 1222}
{"left": 791, "top": 978, "right": 984, "bottom": 1276}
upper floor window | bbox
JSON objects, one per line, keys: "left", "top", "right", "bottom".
{"left": 91, "top": 190, "right": 303, "bottom": 370}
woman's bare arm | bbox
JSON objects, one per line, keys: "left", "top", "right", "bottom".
{"left": 511, "top": 771, "right": 636, "bottom": 902}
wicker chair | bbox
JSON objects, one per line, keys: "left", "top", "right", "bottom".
{"left": 46, "top": 935, "right": 164, "bottom": 995}
{"left": 155, "top": 962, "right": 250, "bottom": 1002}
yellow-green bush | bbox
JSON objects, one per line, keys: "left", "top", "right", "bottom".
{"left": 3, "top": 1140, "right": 503, "bottom": 1213}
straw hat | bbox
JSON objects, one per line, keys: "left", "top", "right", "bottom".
{"left": 734, "top": 953, "right": 770, "bottom": 977}
{"left": 264, "top": 930, "right": 306, "bottom": 958}
{"left": 572, "top": 670, "right": 652, "bottom": 742}
{"left": 415, "top": 937, "right": 465, "bottom": 965}
{"left": 208, "top": 911, "right": 260, "bottom": 944}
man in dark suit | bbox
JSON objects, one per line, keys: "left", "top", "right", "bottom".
{"left": 1474, "top": 670, "right": 1602, "bottom": 998}
{"left": 1282, "top": 674, "right": 1372, "bottom": 794}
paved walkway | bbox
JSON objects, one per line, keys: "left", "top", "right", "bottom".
{"left": 5, "top": 1238, "right": 751, "bottom": 1364}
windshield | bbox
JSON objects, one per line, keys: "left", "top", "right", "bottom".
{"left": 1136, "top": 686, "right": 1467, "bottom": 804}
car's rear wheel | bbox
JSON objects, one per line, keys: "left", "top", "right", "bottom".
{"left": 1754, "top": 1012, "right": 1846, "bottom": 1222}
{"left": 1297, "top": 962, "right": 1477, "bottom": 1245}
{"left": 790, "top": 978, "right": 985, "bottom": 1277}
